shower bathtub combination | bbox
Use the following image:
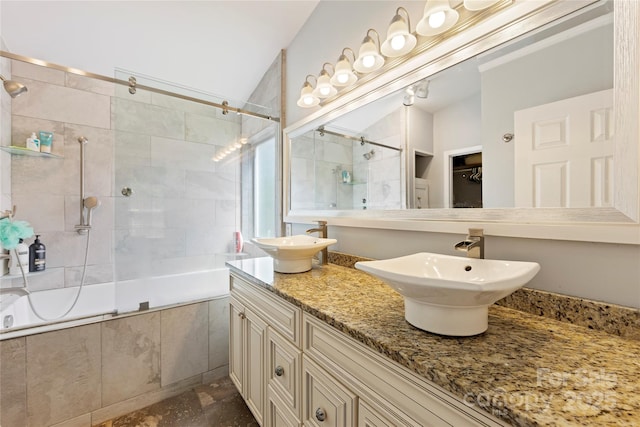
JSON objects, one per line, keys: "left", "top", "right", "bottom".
{"left": 0, "top": 48, "right": 279, "bottom": 426}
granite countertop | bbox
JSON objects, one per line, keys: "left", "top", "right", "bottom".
{"left": 226, "top": 257, "right": 640, "bottom": 427}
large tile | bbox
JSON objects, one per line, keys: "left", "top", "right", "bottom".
{"left": 151, "top": 91, "right": 220, "bottom": 118}
{"left": 102, "top": 311, "right": 161, "bottom": 406}
{"left": 114, "top": 130, "right": 151, "bottom": 169}
{"left": 0, "top": 337, "right": 27, "bottom": 427}
{"left": 208, "top": 297, "right": 229, "bottom": 371}
{"left": 42, "top": 227, "right": 112, "bottom": 269}
{"left": 11, "top": 61, "right": 65, "bottom": 86}
{"left": 150, "top": 136, "right": 217, "bottom": 172}
{"left": 65, "top": 73, "right": 115, "bottom": 97}
{"left": 11, "top": 193, "right": 65, "bottom": 233}
{"left": 161, "top": 303, "right": 209, "bottom": 387}
{"left": 184, "top": 113, "right": 240, "bottom": 145}
{"left": 26, "top": 324, "right": 101, "bottom": 427}
{"left": 186, "top": 226, "right": 236, "bottom": 256}
{"left": 11, "top": 115, "right": 66, "bottom": 156}
{"left": 112, "top": 97, "right": 184, "bottom": 140}
{"left": 63, "top": 124, "right": 114, "bottom": 198}
{"left": 12, "top": 78, "right": 111, "bottom": 129}
{"left": 10, "top": 151, "right": 66, "bottom": 196}
{"left": 185, "top": 170, "right": 234, "bottom": 200}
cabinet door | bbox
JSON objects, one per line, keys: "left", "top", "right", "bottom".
{"left": 303, "top": 356, "right": 357, "bottom": 427}
{"left": 229, "top": 297, "right": 245, "bottom": 394}
{"left": 245, "top": 306, "right": 268, "bottom": 426}
{"left": 268, "top": 328, "right": 302, "bottom": 420}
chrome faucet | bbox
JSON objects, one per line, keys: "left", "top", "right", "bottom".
{"left": 455, "top": 228, "right": 484, "bottom": 259}
{"left": 306, "top": 220, "right": 329, "bottom": 265}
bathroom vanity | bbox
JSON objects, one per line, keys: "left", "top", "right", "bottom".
{"left": 227, "top": 257, "right": 639, "bottom": 427}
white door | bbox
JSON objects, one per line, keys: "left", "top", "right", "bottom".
{"left": 514, "top": 89, "right": 614, "bottom": 208}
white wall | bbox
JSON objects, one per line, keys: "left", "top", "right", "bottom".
{"left": 285, "top": 1, "right": 640, "bottom": 308}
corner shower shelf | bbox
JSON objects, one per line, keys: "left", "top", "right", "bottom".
{"left": 1, "top": 146, "right": 63, "bottom": 159}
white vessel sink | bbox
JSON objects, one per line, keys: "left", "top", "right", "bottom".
{"left": 251, "top": 235, "right": 337, "bottom": 273}
{"left": 355, "top": 252, "right": 540, "bottom": 336}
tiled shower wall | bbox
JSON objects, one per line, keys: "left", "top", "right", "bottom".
{"left": 4, "top": 60, "right": 245, "bottom": 289}
{"left": 0, "top": 299, "right": 229, "bottom": 427}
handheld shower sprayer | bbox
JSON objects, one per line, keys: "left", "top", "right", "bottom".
{"left": 83, "top": 196, "right": 100, "bottom": 228}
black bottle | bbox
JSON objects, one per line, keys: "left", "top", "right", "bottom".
{"left": 29, "top": 235, "right": 46, "bottom": 272}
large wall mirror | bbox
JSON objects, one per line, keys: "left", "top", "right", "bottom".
{"left": 284, "top": 0, "right": 639, "bottom": 243}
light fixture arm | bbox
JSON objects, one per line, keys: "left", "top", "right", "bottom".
{"left": 365, "top": 29, "right": 381, "bottom": 50}
{"left": 341, "top": 48, "right": 356, "bottom": 63}
{"left": 304, "top": 74, "right": 318, "bottom": 86}
{"left": 396, "top": 7, "right": 412, "bottom": 31}
{"left": 322, "top": 62, "right": 335, "bottom": 75}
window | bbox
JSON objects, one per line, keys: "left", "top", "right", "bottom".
{"left": 253, "top": 137, "right": 276, "bottom": 237}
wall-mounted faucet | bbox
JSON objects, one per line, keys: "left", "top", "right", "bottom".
{"left": 306, "top": 220, "right": 328, "bottom": 265}
{"left": 455, "top": 228, "right": 484, "bottom": 259}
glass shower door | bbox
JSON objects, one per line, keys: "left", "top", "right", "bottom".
{"left": 111, "top": 69, "right": 271, "bottom": 313}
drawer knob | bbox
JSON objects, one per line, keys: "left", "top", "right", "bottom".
{"left": 315, "top": 407, "right": 326, "bottom": 422}
{"left": 274, "top": 365, "right": 284, "bottom": 377}
{"left": 238, "top": 312, "right": 246, "bottom": 319}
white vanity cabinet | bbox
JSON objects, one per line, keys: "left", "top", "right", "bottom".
{"left": 230, "top": 272, "right": 508, "bottom": 427}
{"left": 230, "top": 274, "right": 303, "bottom": 427}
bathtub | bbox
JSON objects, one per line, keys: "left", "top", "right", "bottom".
{"left": 0, "top": 268, "right": 230, "bottom": 340}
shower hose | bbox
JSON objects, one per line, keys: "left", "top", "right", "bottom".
{"left": 15, "top": 229, "right": 91, "bottom": 321}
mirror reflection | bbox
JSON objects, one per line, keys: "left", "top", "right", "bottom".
{"left": 290, "top": 1, "right": 614, "bottom": 211}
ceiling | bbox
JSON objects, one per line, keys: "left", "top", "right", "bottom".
{"left": 0, "top": 1, "right": 319, "bottom": 106}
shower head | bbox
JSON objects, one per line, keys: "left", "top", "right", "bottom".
{"left": 0, "top": 75, "right": 28, "bottom": 98}
{"left": 363, "top": 149, "right": 375, "bottom": 160}
{"left": 83, "top": 196, "right": 101, "bottom": 227}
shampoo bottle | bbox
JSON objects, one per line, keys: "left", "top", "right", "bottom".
{"left": 26, "top": 133, "right": 40, "bottom": 152}
{"left": 9, "top": 239, "right": 29, "bottom": 275}
{"left": 29, "top": 235, "right": 46, "bottom": 272}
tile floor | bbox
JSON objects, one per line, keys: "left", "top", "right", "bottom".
{"left": 95, "top": 376, "right": 258, "bottom": 427}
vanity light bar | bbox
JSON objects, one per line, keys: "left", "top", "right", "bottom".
{"left": 297, "top": 0, "right": 511, "bottom": 108}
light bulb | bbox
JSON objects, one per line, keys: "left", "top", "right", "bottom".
{"left": 429, "top": 11, "right": 446, "bottom": 29}
{"left": 391, "top": 35, "right": 406, "bottom": 51}
{"left": 362, "top": 55, "right": 375, "bottom": 69}
{"left": 319, "top": 86, "right": 331, "bottom": 96}
{"left": 336, "top": 73, "right": 349, "bottom": 84}
{"left": 303, "top": 95, "right": 314, "bottom": 105}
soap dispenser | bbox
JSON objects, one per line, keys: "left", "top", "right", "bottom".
{"left": 9, "top": 239, "right": 29, "bottom": 275}
{"left": 26, "top": 133, "right": 40, "bottom": 152}
{"left": 29, "top": 235, "right": 46, "bottom": 272}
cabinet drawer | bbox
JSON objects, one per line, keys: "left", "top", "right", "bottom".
{"left": 268, "top": 385, "right": 302, "bottom": 427}
{"left": 231, "top": 274, "right": 302, "bottom": 346}
{"left": 268, "top": 328, "right": 302, "bottom": 419}
{"left": 302, "top": 355, "right": 357, "bottom": 427}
